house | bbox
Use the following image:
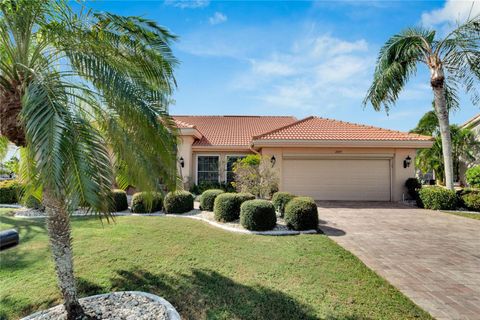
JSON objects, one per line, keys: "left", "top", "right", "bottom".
{"left": 174, "top": 115, "right": 433, "bottom": 201}
{"left": 459, "top": 114, "right": 480, "bottom": 185}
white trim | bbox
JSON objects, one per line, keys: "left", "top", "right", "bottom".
{"left": 282, "top": 153, "right": 394, "bottom": 160}
{"left": 224, "top": 154, "right": 248, "bottom": 183}
{"left": 252, "top": 139, "right": 433, "bottom": 149}
{"left": 195, "top": 154, "right": 220, "bottom": 185}
{"left": 179, "top": 127, "right": 203, "bottom": 139}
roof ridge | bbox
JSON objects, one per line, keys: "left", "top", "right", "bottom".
{"left": 253, "top": 116, "right": 314, "bottom": 140}
{"left": 311, "top": 116, "right": 431, "bottom": 139}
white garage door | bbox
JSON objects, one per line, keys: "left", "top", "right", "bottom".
{"left": 283, "top": 159, "right": 391, "bottom": 201}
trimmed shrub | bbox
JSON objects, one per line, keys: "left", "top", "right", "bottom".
{"left": 23, "top": 195, "right": 43, "bottom": 210}
{"left": 240, "top": 200, "right": 277, "bottom": 231}
{"left": 466, "top": 166, "right": 480, "bottom": 187}
{"left": 271, "top": 192, "right": 295, "bottom": 216}
{"left": 213, "top": 192, "right": 255, "bottom": 222}
{"left": 284, "top": 197, "right": 318, "bottom": 231}
{"left": 189, "top": 181, "right": 235, "bottom": 195}
{"left": 0, "top": 180, "right": 23, "bottom": 204}
{"left": 110, "top": 189, "right": 128, "bottom": 212}
{"left": 405, "top": 178, "right": 421, "bottom": 200}
{"left": 164, "top": 191, "right": 194, "bottom": 214}
{"left": 418, "top": 187, "right": 457, "bottom": 210}
{"left": 131, "top": 192, "right": 163, "bottom": 213}
{"left": 200, "top": 189, "right": 225, "bottom": 211}
{"left": 462, "top": 192, "right": 480, "bottom": 212}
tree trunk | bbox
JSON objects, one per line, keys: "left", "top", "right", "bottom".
{"left": 430, "top": 63, "right": 454, "bottom": 190}
{"left": 0, "top": 84, "right": 26, "bottom": 147}
{"left": 43, "top": 189, "right": 84, "bottom": 320}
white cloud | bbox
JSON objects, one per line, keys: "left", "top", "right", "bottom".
{"left": 165, "top": 0, "right": 210, "bottom": 9}
{"left": 209, "top": 12, "right": 227, "bottom": 25}
{"left": 421, "top": 0, "right": 480, "bottom": 27}
{"left": 233, "top": 34, "right": 374, "bottom": 111}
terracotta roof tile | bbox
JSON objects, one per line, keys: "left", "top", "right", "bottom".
{"left": 172, "top": 115, "right": 297, "bottom": 146}
{"left": 253, "top": 116, "right": 432, "bottom": 141}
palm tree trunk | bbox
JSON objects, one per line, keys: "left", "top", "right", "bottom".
{"left": 432, "top": 85, "right": 454, "bottom": 190}
{"left": 43, "top": 189, "right": 84, "bottom": 320}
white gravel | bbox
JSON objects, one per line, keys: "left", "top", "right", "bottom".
{"left": 21, "top": 291, "right": 179, "bottom": 320}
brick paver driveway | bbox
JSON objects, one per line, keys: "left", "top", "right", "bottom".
{"left": 317, "top": 202, "right": 480, "bottom": 320}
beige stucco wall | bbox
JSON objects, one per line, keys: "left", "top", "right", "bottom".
{"left": 177, "top": 136, "right": 195, "bottom": 187}
{"left": 261, "top": 147, "right": 417, "bottom": 202}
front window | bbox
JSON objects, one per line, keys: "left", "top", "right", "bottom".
{"left": 226, "top": 156, "right": 245, "bottom": 184}
{"left": 197, "top": 156, "right": 219, "bottom": 184}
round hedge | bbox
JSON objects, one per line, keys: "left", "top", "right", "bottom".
{"left": 200, "top": 189, "right": 225, "bottom": 211}
{"left": 240, "top": 200, "right": 276, "bottom": 231}
{"left": 466, "top": 166, "right": 480, "bottom": 187}
{"left": 418, "top": 187, "right": 457, "bottom": 210}
{"left": 271, "top": 192, "right": 295, "bottom": 216}
{"left": 284, "top": 197, "right": 318, "bottom": 231}
{"left": 213, "top": 193, "right": 255, "bottom": 222}
{"left": 131, "top": 192, "right": 163, "bottom": 213}
{"left": 110, "top": 189, "right": 128, "bottom": 212}
{"left": 462, "top": 192, "right": 480, "bottom": 211}
{"left": 164, "top": 190, "right": 194, "bottom": 214}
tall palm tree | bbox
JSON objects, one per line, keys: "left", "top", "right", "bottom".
{"left": 0, "top": 1, "right": 178, "bottom": 319}
{"left": 364, "top": 15, "right": 480, "bottom": 190}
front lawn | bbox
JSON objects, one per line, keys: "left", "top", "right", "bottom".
{"left": 0, "top": 208, "right": 431, "bottom": 319}
{"left": 441, "top": 210, "right": 480, "bottom": 220}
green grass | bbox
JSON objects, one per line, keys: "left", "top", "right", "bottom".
{"left": 0, "top": 208, "right": 432, "bottom": 320}
{"left": 441, "top": 210, "right": 480, "bottom": 220}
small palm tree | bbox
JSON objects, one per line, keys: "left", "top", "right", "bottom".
{"left": 364, "top": 15, "right": 480, "bottom": 190}
{"left": 0, "top": 1, "right": 178, "bottom": 319}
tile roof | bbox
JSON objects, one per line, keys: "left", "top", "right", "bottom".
{"left": 253, "top": 116, "right": 432, "bottom": 141}
{"left": 172, "top": 115, "right": 297, "bottom": 146}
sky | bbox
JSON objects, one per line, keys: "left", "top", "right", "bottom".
{"left": 82, "top": 0, "right": 480, "bottom": 132}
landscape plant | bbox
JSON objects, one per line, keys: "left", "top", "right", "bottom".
{"left": 284, "top": 197, "right": 319, "bottom": 231}
{"left": 271, "top": 191, "right": 295, "bottom": 216}
{"left": 199, "top": 189, "right": 224, "bottom": 211}
{"left": 465, "top": 165, "right": 480, "bottom": 187}
{"left": 0, "top": 1, "right": 178, "bottom": 318}
{"left": 418, "top": 187, "right": 457, "bottom": 210}
{"left": 164, "top": 190, "right": 194, "bottom": 214}
{"left": 240, "top": 199, "right": 277, "bottom": 231}
{"left": 365, "top": 15, "right": 480, "bottom": 190}
{"left": 213, "top": 192, "right": 255, "bottom": 222}
{"left": 131, "top": 192, "right": 164, "bottom": 213}
{"left": 233, "top": 154, "right": 279, "bottom": 199}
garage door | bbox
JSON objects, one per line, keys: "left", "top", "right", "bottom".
{"left": 283, "top": 159, "right": 391, "bottom": 201}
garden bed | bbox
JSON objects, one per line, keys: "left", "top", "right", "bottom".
{"left": 21, "top": 291, "right": 180, "bottom": 320}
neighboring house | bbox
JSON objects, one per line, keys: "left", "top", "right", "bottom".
{"left": 459, "top": 114, "right": 480, "bottom": 185}
{"left": 174, "top": 115, "right": 432, "bottom": 201}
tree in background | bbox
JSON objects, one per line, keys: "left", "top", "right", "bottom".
{"left": 364, "top": 15, "right": 480, "bottom": 190}
{"left": 233, "top": 154, "right": 279, "bottom": 199}
{"left": 0, "top": 1, "right": 178, "bottom": 318}
{"left": 412, "top": 111, "right": 480, "bottom": 184}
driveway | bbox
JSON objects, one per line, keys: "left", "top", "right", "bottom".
{"left": 317, "top": 202, "right": 480, "bottom": 320}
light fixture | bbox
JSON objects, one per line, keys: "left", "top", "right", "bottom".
{"left": 179, "top": 157, "right": 184, "bottom": 168}
{"left": 270, "top": 155, "right": 276, "bottom": 167}
{"left": 403, "top": 155, "right": 411, "bottom": 169}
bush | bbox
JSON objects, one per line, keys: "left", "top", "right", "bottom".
{"left": 200, "top": 189, "right": 224, "bottom": 211}
{"left": 271, "top": 192, "right": 295, "bottom": 216}
{"left": 110, "top": 189, "right": 128, "bottom": 212}
{"left": 0, "top": 180, "right": 23, "bottom": 204}
{"left": 284, "top": 197, "right": 318, "bottom": 231}
{"left": 466, "top": 166, "right": 480, "bottom": 187}
{"left": 23, "top": 195, "right": 43, "bottom": 209}
{"left": 233, "top": 155, "right": 279, "bottom": 199}
{"left": 462, "top": 192, "right": 480, "bottom": 212}
{"left": 131, "top": 192, "right": 163, "bottom": 213}
{"left": 164, "top": 191, "right": 194, "bottom": 214}
{"left": 189, "top": 181, "right": 235, "bottom": 195}
{"left": 405, "top": 178, "right": 421, "bottom": 200}
{"left": 240, "top": 200, "right": 277, "bottom": 231}
{"left": 418, "top": 187, "right": 457, "bottom": 210}
{"left": 213, "top": 193, "right": 255, "bottom": 222}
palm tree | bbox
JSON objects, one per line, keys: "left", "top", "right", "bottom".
{"left": 412, "top": 111, "right": 480, "bottom": 184}
{"left": 364, "top": 15, "right": 480, "bottom": 190}
{"left": 0, "top": 1, "right": 178, "bottom": 319}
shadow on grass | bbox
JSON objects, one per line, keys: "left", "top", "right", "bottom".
{"left": 108, "top": 268, "right": 368, "bottom": 320}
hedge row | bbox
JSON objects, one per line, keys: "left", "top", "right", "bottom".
{"left": 213, "top": 192, "right": 255, "bottom": 222}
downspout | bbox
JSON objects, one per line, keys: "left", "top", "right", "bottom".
{"left": 249, "top": 141, "right": 260, "bottom": 154}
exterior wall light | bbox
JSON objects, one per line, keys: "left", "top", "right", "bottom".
{"left": 403, "top": 155, "right": 411, "bottom": 169}
{"left": 270, "top": 155, "right": 276, "bottom": 167}
{"left": 179, "top": 157, "right": 185, "bottom": 168}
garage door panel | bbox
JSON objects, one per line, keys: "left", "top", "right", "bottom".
{"left": 283, "top": 159, "right": 391, "bottom": 201}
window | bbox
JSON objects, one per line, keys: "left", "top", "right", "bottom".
{"left": 197, "top": 156, "right": 219, "bottom": 184}
{"left": 226, "top": 156, "right": 245, "bottom": 184}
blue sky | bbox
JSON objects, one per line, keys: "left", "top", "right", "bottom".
{"left": 84, "top": 0, "right": 480, "bottom": 132}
